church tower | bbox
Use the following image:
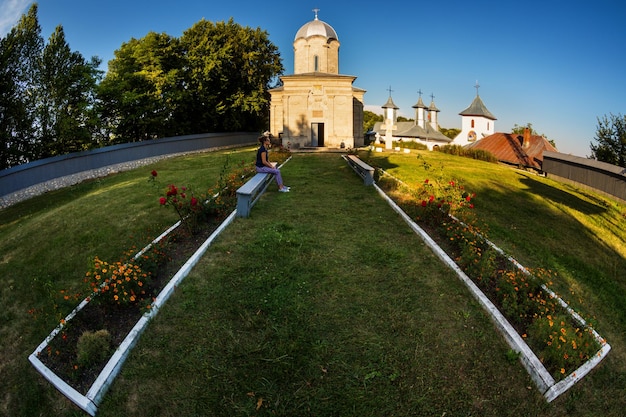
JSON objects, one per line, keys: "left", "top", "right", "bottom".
{"left": 268, "top": 10, "right": 365, "bottom": 149}
{"left": 453, "top": 82, "right": 496, "bottom": 146}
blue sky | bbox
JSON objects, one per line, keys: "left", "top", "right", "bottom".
{"left": 2, "top": 0, "right": 625, "bottom": 157}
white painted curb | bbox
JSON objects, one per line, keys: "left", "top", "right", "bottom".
{"left": 29, "top": 157, "right": 292, "bottom": 414}
{"left": 29, "top": 211, "right": 236, "bottom": 415}
{"left": 373, "top": 182, "right": 611, "bottom": 402}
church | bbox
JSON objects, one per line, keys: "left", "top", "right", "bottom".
{"left": 268, "top": 11, "right": 365, "bottom": 149}
{"left": 371, "top": 92, "right": 452, "bottom": 150}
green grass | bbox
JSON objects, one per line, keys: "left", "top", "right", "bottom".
{"left": 1, "top": 149, "right": 625, "bottom": 416}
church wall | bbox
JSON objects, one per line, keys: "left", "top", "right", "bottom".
{"left": 273, "top": 77, "right": 359, "bottom": 149}
{"left": 454, "top": 116, "right": 495, "bottom": 146}
{"left": 293, "top": 37, "right": 339, "bottom": 74}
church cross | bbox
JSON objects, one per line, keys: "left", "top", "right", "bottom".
{"left": 387, "top": 85, "right": 394, "bottom": 96}
{"left": 474, "top": 80, "right": 480, "bottom": 96}
{"left": 417, "top": 89, "right": 423, "bottom": 98}
{"left": 430, "top": 93, "right": 435, "bottom": 102}
{"left": 313, "top": 8, "right": 320, "bottom": 19}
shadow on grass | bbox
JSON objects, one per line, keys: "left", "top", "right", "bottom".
{"left": 517, "top": 173, "right": 606, "bottom": 216}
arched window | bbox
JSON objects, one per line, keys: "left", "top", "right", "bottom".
{"left": 314, "top": 55, "right": 319, "bottom": 72}
{"left": 487, "top": 122, "right": 490, "bottom": 130}
{"left": 471, "top": 119, "right": 475, "bottom": 128}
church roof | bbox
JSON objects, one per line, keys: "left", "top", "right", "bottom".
{"left": 459, "top": 95, "right": 497, "bottom": 120}
{"left": 428, "top": 100, "right": 440, "bottom": 112}
{"left": 295, "top": 15, "right": 338, "bottom": 41}
{"left": 412, "top": 97, "right": 426, "bottom": 108}
{"left": 372, "top": 121, "right": 452, "bottom": 143}
{"left": 382, "top": 96, "right": 399, "bottom": 109}
{"left": 465, "top": 130, "right": 558, "bottom": 170}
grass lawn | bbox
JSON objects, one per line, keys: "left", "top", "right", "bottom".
{"left": 1, "top": 149, "right": 625, "bottom": 416}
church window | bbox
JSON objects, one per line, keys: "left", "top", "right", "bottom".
{"left": 471, "top": 119, "right": 475, "bottom": 128}
{"left": 487, "top": 122, "right": 490, "bottom": 130}
{"left": 314, "top": 55, "right": 319, "bottom": 72}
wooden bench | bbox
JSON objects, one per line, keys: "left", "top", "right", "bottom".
{"left": 236, "top": 172, "right": 275, "bottom": 218}
{"left": 343, "top": 154, "right": 375, "bottom": 185}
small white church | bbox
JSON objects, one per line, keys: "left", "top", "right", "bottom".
{"left": 453, "top": 83, "right": 497, "bottom": 146}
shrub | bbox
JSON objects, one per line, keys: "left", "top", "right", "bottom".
{"left": 76, "top": 329, "right": 112, "bottom": 366}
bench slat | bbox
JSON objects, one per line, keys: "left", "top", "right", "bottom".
{"left": 344, "top": 155, "right": 374, "bottom": 186}
{"left": 236, "top": 172, "right": 274, "bottom": 217}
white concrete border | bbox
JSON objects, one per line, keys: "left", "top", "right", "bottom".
{"left": 374, "top": 182, "right": 611, "bottom": 402}
{"left": 29, "top": 155, "right": 292, "bottom": 414}
{"left": 29, "top": 212, "right": 236, "bottom": 415}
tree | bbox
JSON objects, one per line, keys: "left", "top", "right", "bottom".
{"left": 0, "top": 3, "right": 102, "bottom": 168}
{"left": 512, "top": 122, "right": 538, "bottom": 135}
{"left": 590, "top": 113, "right": 626, "bottom": 168}
{"left": 98, "top": 32, "right": 182, "bottom": 142}
{"left": 100, "top": 19, "right": 283, "bottom": 141}
{"left": 440, "top": 127, "right": 460, "bottom": 140}
{"left": 178, "top": 18, "right": 282, "bottom": 133}
{"left": 38, "top": 25, "right": 102, "bottom": 157}
{"left": 0, "top": 3, "right": 42, "bottom": 169}
{"left": 363, "top": 110, "right": 382, "bottom": 133}
{"left": 511, "top": 122, "right": 556, "bottom": 149}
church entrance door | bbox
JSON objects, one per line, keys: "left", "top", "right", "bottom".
{"left": 311, "top": 123, "right": 325, "bottom": 147}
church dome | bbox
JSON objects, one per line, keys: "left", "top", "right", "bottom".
{"left": 294, "top": 15, "right": 338, "bottom": 42}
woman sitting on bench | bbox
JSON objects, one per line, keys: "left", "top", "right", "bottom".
{"left": 256, "top": 136, "right": 290, "bottom": 193}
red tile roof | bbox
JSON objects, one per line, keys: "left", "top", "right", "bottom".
{"left": 465, "top": 129, "right": 558, "bottom": 170}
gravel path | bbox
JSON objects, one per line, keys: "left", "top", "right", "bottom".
{"left": 0, "top": 154, "right": 181, "bottom": 210}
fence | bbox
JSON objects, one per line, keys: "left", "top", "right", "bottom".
{"left": 542, "top": 151, "right": 626, "bottom": 202}
{"left": 0, "top": 132, "right": 257, "bottom": 201}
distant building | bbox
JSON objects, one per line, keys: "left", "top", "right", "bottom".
{"left": 371, "top": 92, "right": 451, "bottom": 150}
{"left": 465, "top": 128, "right": 558, "bottom": 171}
{"left": 452, "top": 84, "right": 497, "bottom": 146}
{"left": 268, "top": 10, "right": 365, "bottom": 149}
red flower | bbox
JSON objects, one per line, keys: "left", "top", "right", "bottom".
{"left": 191, "top": 197, "right": 198, "bottom": 206}
{"left": 159, "top": 197, "right": 167, "bottom": 205}
{"left": 466, "top": 195, "right": 471, "bottom": 201}
{"left": 421, "top": 200, "right": 427, "bottom": 207}
{"left": 424, "top": 179, "right": 429, "bottom": 184}
{"left": 166, "top": 185, "right": 178, "bottom": 196}
{"left": 151, "top": 170, "right": 157, "bottom": 177}
{"left": 429, "top": 195, "right": 435, "bottom": 202}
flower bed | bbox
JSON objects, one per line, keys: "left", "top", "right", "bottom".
{"left": 373, "top": 167, "right": 610, "bottom": 401}
{"left": 28, "top": 152, "right": 292, "bottom": 415}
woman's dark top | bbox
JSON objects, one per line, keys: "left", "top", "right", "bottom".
{"left": 256, "top": 144, "right": 267, "bottom": 168}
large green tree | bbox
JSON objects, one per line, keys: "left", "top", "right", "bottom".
{"left": 38, "top": 26, "right": 102, "bottom": 157}
{"left": 590, "top": 113, "right": 626, "bottom": 167}
{"left": 0, "top": 4, "right": 42, "bottom": 169}
{"left": 0, "top": 3, "right": 102, "bottom": 168}
{"left": 100, "top": 18, "right": 283, "bottom": 142}
{"left": 178, "top": 18, "right": 282, "bottom": 133}
{"left": 98, "top": 32, "right": 182, "bottom": 142}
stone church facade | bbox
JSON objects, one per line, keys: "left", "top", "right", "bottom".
{"left": 268, "top": 12, "right": 365, "bottom": 149}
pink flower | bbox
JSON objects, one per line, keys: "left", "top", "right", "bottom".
{"left": 159, "top": 197, "right": 166, "bottom": 205}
